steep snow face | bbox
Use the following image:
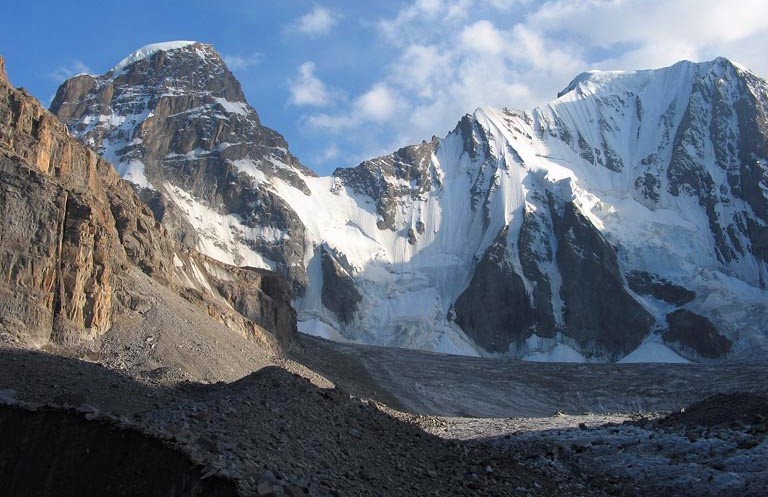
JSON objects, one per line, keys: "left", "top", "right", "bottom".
{"left": 528, "top": 59, "right": 768, "bottom": 360}
{"left": 271, "top": 122, "right": 528, "bottom": 355}
{"left": 53, "top": 48, "right": 768, "bottom": 362}
{"left": 541, "top": 58, "right": 768, "bottom": 285}
{"left": 283, "top": 58, "right": 768, "bottom": 361}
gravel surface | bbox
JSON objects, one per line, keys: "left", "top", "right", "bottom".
{"left": 0, "top": 347, "right": 618, "bottom": 497}
{"left": 298, "top": 334, "right": 768, "bottom": 417}
{"left": 1, "top": 277, "right": 767, "bottom": 496}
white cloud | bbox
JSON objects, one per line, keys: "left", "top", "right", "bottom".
{"left": 321, "top": 143, "right": 340, "bottom": 161}
{"left": 378, "top": 0, "right": 472, "bottom": 44}
{"left": 288, "top": 62, "right": 335, "bottom": 107}
{"left": 293, "top": 5, "right": 339, "bottom": 37}
{"left": 354, "top": 83, "right": 401, "bottom": 123}
{"left": 295, "top": 0, "right": 768, "bottom": 170}
{"left": 526, "top": 0, "right": 768, "bottom": 74}
{"left": 222, "top": 53, "right": 263, "bottom": 71}
{"left": 303, "top": 82, "right": 404, "bottom": 133}
{"left": 50, "top": 60, "right": 91, "bottom": 81}
{"left": 461, "top": 20, "right": 505, "bottom": 54}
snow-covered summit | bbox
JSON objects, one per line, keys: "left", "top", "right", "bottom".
{"left": 556, "top": 57, "right": 750, "bottom": 99}
{"left": 111, "top": 41, "right": 199, "bottom": 72}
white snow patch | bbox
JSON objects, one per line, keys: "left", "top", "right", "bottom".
{"left": 619, "top": 340, "right": 690, "bottom": 364}
{"left": 163, "top": 183, "right": 277, "bottom": 270}
{"left": 116, "top": 159, "right": 151, "bottom": 189}
{"left": 214, "top": 98, "right": 249, "bottom": 116}
{"left": 524, "top": 343, "right": 588, "bottom": 363}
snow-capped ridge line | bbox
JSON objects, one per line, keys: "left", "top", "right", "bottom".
{"left": 555, "top": 57, "right": 748, "bottom": 99}
{"left": 111, "top": 41, "right": 200, "bottom": 72}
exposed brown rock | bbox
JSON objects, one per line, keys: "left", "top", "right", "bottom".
{"left": 0, "top": 56, "right": 297, "bottom": 351}
{"left": 50, "top": 43, "right": 312, "bottom": 297}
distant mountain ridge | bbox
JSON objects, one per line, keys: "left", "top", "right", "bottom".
{"left": 51, "top": 43, "right": 768, "bottom": 362}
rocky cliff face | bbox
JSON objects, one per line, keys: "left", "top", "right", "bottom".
{"left": 50, "top": 42, "right": 311, "bottom": 296}
{"left": 0, "top": 56, "right": 297, "bottom": 350}
{"left": 51, "top": 44, "right": 768, "bottom": 362}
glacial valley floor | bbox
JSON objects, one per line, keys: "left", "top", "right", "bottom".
{"left": 1, "top": 281, "right": 767, "bottom": 497}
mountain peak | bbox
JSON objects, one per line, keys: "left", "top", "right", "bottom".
{"left": 110, "top": 40, "right": 202, "bottom": 72}
{"left": 555, "top": 57, "right": 752, "bottom": 99}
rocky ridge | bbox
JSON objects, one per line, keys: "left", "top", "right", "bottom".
{"left": 0, "top": 55, "right": 297, "bottom": 351}
{"left": 50, "top": 42, "right": 312, "bottom": 296}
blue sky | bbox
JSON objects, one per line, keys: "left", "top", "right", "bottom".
{"left": 2, "top": 0, "right": 768, "bottom": 175}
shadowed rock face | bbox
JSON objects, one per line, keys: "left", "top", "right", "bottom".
{"left": 320, "top": 245, "right": 361, "bottom": 325}
{"left": 664, "top": 309, "right": 732, "bottom": 359}
{"left": 552, "top": 200, "right": 654, "bottom": 357}
{"left": 454, "top": 198, "right": 654, "bottom": 358}
{"left": 453, "top": 227, "right": 537, "bottom": 353}
{"left": 0, "top": 56, "right": 297, "bottom": 350}
{"left": 50, "top": 43, "right": 311, "bottom": 296}
{"left": 0, "top": 405, "right": 237, "bottom": 497}
{"left": 626, "top": 270, "right": 695, "bottom": 306}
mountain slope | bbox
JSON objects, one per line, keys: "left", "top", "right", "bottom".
{"left": 0, "top": 55, "right": 297, "bottom": 351}
{"left": 51, "top": 45, "right": 768, "bottom": 362}
{"left": 50, "top": 41, "right": 312, "bottom": 296}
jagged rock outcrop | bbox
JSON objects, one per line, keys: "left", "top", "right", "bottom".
{"left": 664, "top": 309, "right": 732, "bottom": 360}
{"left": 50, "top": 42, "right": 311, "bottom": 296}
{"left": 319, "top": 245, "right": 361, "bottom": 325}
{"left": 626, "top": 270, "right": 695, "bottom": 306}
{"left": 334, "top": 138, "right": 440, "bottom": 232}
{"left": 0, "top": 56, "right": 297, "bottom": 350}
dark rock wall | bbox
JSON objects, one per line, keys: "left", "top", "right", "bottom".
{"left": 664, "top": 309, "right": 732, "bottom": 359}
{"left": 320, "top": 245, "right": 361, "bottom": 325}
{"left": 453, "top": 227, "right": 537, "bottom": 353}
{"left": 626, "top": 270, "right": 695, "bottom": 306}
{"left": 0, "top": 405, "right": 237, "bottom": 497}
{"left": 454, "top": 198, "right": 654, "bottom": 359}
{"left": 551, "top": 198, "right": 654, "bottom": 358}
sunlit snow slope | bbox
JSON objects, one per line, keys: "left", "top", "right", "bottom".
{"left": 52, "top": 45, "right": 768, "bottom": 362}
